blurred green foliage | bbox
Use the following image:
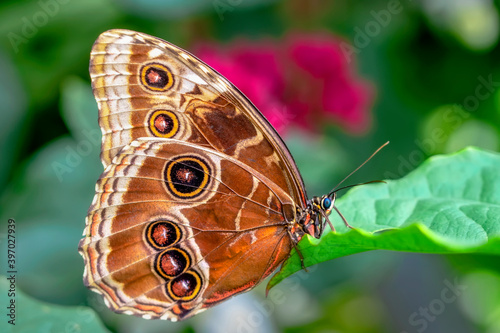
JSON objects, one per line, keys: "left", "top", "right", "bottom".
{"left": 1, "top": 0, "right": 500, "bottom": 332}
{"left": 1, "top": 277, "right": 109, "bottom": 333}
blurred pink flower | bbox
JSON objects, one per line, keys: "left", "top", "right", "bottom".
{"left": 287, "top": 34, "right": 373, "bottom": 132}
{"left": 195, "top": 32, "right": 373, "bottom": 135}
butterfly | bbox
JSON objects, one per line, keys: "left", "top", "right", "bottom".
{"left": 78, "top": 29, "right": 383, "bottom": 321}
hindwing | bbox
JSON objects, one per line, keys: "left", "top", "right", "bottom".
{"left": 79, "top": 139, "right": 294, "bottom": 320}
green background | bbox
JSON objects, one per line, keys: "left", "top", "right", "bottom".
{"left": 1, "top": 0, "right": 500, "bottom": 332}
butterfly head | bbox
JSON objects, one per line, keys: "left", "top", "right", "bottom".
{"left": 319, "top": 194, "right": 334, "bottom": 216}
{"left": 297, "top": 193, "right": 336, "bottom": 239}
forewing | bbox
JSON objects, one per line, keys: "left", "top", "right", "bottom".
{"left": 90, "top": 29, "right": 307, "bottom": 207}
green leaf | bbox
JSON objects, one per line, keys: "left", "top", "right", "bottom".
{"left": 0, "top": 276, "right": 109, "bottom": 333}
{"left": 268, "top": 147, "right": 500, "bottom": 290}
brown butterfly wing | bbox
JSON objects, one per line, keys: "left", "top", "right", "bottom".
{"left": 82, "top": 29, "right": 309, "bottom": 321}
{"left": 79, "top": 138, "right": 293, "bottom": 320}
{"left": 90, "top": 29, "right": 307, "bottom": 207}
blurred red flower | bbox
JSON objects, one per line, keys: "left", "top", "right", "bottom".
{"left": 195, "top": 32, "right": 373, "bottom": 134}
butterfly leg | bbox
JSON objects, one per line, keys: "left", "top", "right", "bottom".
{"left": 332, "top": 205, "right": 355, "bottom": 229}
{"left": 323, "top": 213, "right": 336, "bottom": 233}
{"left": 288, "top": 229, "right": 308, "bottom": 272}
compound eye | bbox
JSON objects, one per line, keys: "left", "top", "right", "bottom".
{"left": 321, "top": 197, "right": 332, "bottom": 210}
